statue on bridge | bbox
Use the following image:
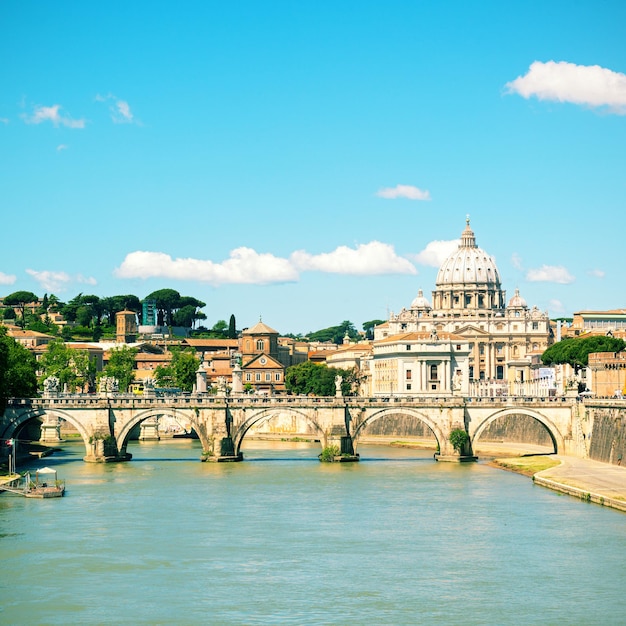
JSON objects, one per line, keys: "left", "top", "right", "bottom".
{"left": 43, "top": 376, "right": 60, "bottom": 396}
{"left": 335, "top": 375, "right": 343, "bottom": 397}
{"left": 98, "top": 376, "right": 119, "bottom": 395}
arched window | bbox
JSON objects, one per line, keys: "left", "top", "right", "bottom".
{"left": 430, "top": 364, "right": 438, "bottom": 381}
{"left": 256, "top": 339, "right": 264, "bottom": 351}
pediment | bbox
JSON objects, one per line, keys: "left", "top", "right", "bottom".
{"left": 452, "top": 324, "right": 490, "bottom": 337}
{"left": 242, "top": 353, "right": 283, "bottom": 370}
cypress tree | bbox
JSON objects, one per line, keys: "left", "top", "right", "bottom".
{"left": 228, "top": 314, "right": 237, "bottom": 339}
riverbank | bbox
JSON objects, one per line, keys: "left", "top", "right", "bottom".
{"left": 491, "top": 454, "right": 626, "bottom": 513}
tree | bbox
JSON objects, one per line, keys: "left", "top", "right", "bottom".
{"left": 0, "top": 327, "right": 37, "bottom": 408}
{"left": 285, "top": 361, "right": 356, "bottom": 396}
{"left": 145, "top": 289, "right": 182, "bottom": 326}
{"left": 541, "top": 336, "right": 626, "bottom": 373}
{"left": 449, "top": 428, "right": 469, "bottom": 454}
{"left": 154, "top": 347, "right": 199, "bottom": 392}
{"left": 102, "top": 345, "right": 138, "bottom": 392}
{"left": 101, "top": 295, "right": 142, "bottom": 326}
{"left": 228, "top": 314, "right": 237, "bottom": 339}
{"left": 4, "top": 291, "right": 39, "bottom": 329}
{"left": 307, "top": 320, "right": 359, "bottom": 345}
{"left": 363, "top": 319, "right": 385, "bottom": 340}
{"left": 38, "top": 340, "right": 93, "bottom": 392}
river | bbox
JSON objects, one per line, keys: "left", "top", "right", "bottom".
{"left": 1, "top": 440, "right": 625, "bottom": 625}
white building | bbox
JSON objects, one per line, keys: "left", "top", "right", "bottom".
{"left": 371, "top": 329, "right": 470, "bottom": 396}
{"left": 374, "top": 218, "right": 552, "bottom": 390}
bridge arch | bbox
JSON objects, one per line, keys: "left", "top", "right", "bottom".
{"left": 352, "top": 407, "right": 447, "bottom": 454}
{"left": 4, "top": 407, "right": 94, "bottom": 459}
{"left": 115, "top": 408, "right": 207, "bottom": 453}
{"left": 232, "top": 408, "right": 326, "bottom": 455}
{"left": 470, "top": 408, "right": 565, "bottom": 454}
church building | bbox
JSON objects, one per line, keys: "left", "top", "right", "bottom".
{"left": 373, "top": 218, "right": 552, "bottom": 392}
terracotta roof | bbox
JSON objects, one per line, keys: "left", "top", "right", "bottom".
{"left": 375, "top": 331, "right": 467, "bottom": 345}
{"left": 242, "top": 321, "right": 279, "bottom": 335}
{"left": 7, "top": 329, "right": 55, "bottom": 339}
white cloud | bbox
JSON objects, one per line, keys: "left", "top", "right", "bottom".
{"left": 115, "top": 100, "right": 133, "bottom": 123}
{"left": 57, "top": 144, "right": 68, "bottom": 152}
{"left": 291, "top": 241, "right": 416, "bottom": 275}
{"left": 505, "top": 60, "right": 626, "bottom": 114}
{"left": 526, "top": 265, "right": 575, "bottom": 284}
{"left": 114, "top": 248, "right": 299, "bottom": 285}
{"left": 96, "top": 93, "right": 137, "bottom": 124}
{"left": 549, "top": 299, "right": 565, "bottom": 314}
{"left": 0, "top": 117, "right": 8, "bottom": 124}
{"left": 77, "top": 274, "right": 97, "bottom": 286}
{"left": 511, "top": 253, "right": 523, "bottom": 270}
{"left": 26, "top": 269, "right": 72, "bottom": 292}
{"left": 411, "top": 239, "right": 459, "bottom": 268}
{"left": 22, "top": 104, "right": 86, "bottom": 128}
{"left": 376, "top": 184, "right": 431, "bottom": 201}
{"left": 587, "top": 269, "right": 605, "bottom": 278}
{"left": 0, "top": 271, "right": 16, "bottom": 285}
{"left": 115, "top": 242, "right": 418, "bottom": 284}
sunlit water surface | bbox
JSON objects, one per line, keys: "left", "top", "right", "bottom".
{"left": 1, "top": 440, "right": 625, "bottom": 625}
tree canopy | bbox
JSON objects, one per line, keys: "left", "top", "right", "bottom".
{"left": 154, "top": 347, "right": 199, "bottom": 392}
{"left": 306, "top": 320, "right": 359, "bottom": 344}
{"left": 38, "top": 340, "right": 96, "bottom": 392}
{"left": 102, "top": 345, "right": 138, "bottom": 392}
{"left": 541, "top": 335, "right": 626, "bottom": 372}
{"left": 284, "top": 361, "right": 360, "bottom": 396}
{"left": 362, "top": 319, "right": 385, "bottom": 340}
{"left": 4, "top": 290, "right": 39, "bottom": 329}
{"left": 0, "top": 327, "right": 38, "bottom": 407}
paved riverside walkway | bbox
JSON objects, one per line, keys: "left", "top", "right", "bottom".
{"left": 534, "top": 456, "right": 626, "bottom": 513}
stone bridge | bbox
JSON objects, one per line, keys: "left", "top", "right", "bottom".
{"left": 1, "top": 393, "right": 589, "bottom": 463}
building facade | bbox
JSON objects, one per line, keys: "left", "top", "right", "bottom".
{"left": 374, "top": 218, "right": 552, "bottom": 387}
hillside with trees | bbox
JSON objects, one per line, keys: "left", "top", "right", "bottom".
{"left": 541, "top": 335, "right": 626, "bottom": 372}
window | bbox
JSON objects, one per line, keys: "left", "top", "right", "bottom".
{"left": 256, "top": 339, "right": 265, "bottom": 351}
{"left": 496, "top": 365, "right": 504, "bottom": 380}
{"left": 255, "top": 373, "right": 261, "bottom": 382}
{"left": 465, "top": 295, "right": 471, "bottom": 306}
{"left": 430, "top": 364, "right": 438, "bottom": 380}
{"left": 406, "top": 344, "right": 411, "bottom": 351}
{"left": 496, "top": 344, "right": 503, "bottom": 355}
{"left": 479, "top": 344, "right": 485, "bottom": 356}
{"left": 532, "top": 321, "right": 539, "bottom": 330}
{"left": 275, "top": 373, "right": 281, "bottom": 381}
{"left": 406, "top": 370, "right": 412, "bottom": 380}
{"left": 265, "top": 373, "right": 271, "bottom": 382}
{"left": 406, "top": 383, "right": 412, "bottom": 391}
{"left": 245, "top": 373, "right": 251, "bottom": 381}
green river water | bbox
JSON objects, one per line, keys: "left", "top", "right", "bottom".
{"left": 1, "top": 440, "right": 625, "bottom": 625}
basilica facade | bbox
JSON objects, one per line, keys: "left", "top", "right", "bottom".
{"left": 372, "top": 219, "right": 552, "bottom": 394}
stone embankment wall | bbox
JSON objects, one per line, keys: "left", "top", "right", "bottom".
{"left": 361, "top": 414, "right": 435, "bottom": 439}
{"left": 478, "top": 414, "right": 552, "bottom": 446}
{"left": 361, "top": 412, "right": 553, "bottom": 446}
{"left": 588, "top": 407, "right": 626, "bottom": 465}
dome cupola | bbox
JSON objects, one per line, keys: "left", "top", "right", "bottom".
{"left": 410, "top": 289, "right": 432, "bottom": 310}
{"left": 432, "top": 217, "right": 506, "bottom": 313}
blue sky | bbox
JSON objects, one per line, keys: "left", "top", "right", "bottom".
{"left": 1, "top": 1, "right": 625, "bottom": 335}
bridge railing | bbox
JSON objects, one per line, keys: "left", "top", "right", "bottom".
{"left": 5, "top": 392, "right": 596, "bottom": 410}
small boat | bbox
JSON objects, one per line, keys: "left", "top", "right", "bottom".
{"left": 23, "top": 468, "right": 65, "bottom": 498}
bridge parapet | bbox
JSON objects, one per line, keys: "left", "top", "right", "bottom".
{"left": 2, "top": 393, "right": 585, "bottom": 464}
